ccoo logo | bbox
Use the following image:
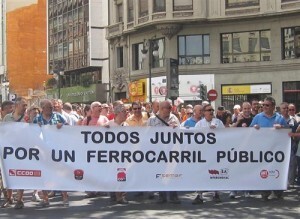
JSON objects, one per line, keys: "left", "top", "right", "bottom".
{"left": 9, "top": 169, "right": 41, "bottom": 177}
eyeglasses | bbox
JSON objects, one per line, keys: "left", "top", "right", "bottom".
{"left": 205, "top": 109, "right": 214, "bottom": 112}
{"left": 132, "top": 107, "right": 141, "bottom": 110}
{"left": 289, "top": 109, "right": 295, "bottom": 111}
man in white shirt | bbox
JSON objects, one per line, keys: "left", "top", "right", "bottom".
{"left": 193, "top": 104, "right": 224, "bottom": 204}
{"left": 106, "top": 102, "right": 129, "bottom": 204}
{"left": 195, "top": 104, "right": 225, "bottom": 129}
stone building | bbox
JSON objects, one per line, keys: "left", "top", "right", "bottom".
{"left": 107, "top": 0, "right": 300, "bottom": 110}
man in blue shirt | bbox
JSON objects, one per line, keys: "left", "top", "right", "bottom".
{"left": 250, "top": 96, "right": 288, "bottom": 201}
{"left": 33, "top": 99, "right": 68, "bottom": 207}
{"left": 181, "top": 105, "right": 203, "bottom": 128}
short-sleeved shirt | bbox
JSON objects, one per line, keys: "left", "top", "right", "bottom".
{"left": 195, "top": 117, "right": 225, "bottom": 128}
{"left": 3, "top": 112, "right": 26, "bottom": 123}
{"left": 147, "top": 113, "right": 180, "bottom": 127}
{"left": 107, "top": 120, "right": 129, "bottom": 127}
{"left": 233, "top": 116, "right": 253, "bottom": 127}
{"left": 126, "top": 113, "right": 148, "bottom": 126}
{"left": 250, "top": 112, "right": 287, "bottom": 128}
{"left": 181, "top": 117, "right": 198, "bottom": 128}
{"left": 33, "top": 112, "right": 67, "bottom": 125}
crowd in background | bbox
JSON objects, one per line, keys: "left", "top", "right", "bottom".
{"left": 0, "top": 96, "right": 299, "bottom": 208}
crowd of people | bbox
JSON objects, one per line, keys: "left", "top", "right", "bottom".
{"left": 0, "top": 95, "right": 299, "bottom": 209}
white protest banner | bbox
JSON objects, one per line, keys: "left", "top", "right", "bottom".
{"left": 0, "top": 123, "right": 290, "bottom": 191}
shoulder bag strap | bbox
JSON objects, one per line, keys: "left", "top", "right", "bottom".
{"left": 155, "top": 115, "right": 169, "bottom": 126}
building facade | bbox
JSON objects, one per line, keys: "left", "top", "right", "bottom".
{"left": 0, "top": 0, "right": 7, "bottom": 102}
{"left": 107, "top": 0, "right": 300, "bottom": 110}
{"left": 47, "top": 0, "right": 110, "bottom": 103}
{"left": 4, "top": 0, "right": 51, "bottom": 104}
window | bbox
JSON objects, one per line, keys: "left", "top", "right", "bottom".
{"left": 152, "top": 38, "right": 165, "bottom": 68}
{"left": 221, "top": 30, "right": 271, "bottom": 63}
{"left": 282, "top": 0, "right": 300, "bottom": 2}
{"left": 132, "top": 43, "right": 144, "bottom": 70}
{"left": 63, "top": 43, "right": 68, "bottom": 58}
{"left": 153, "top": 0, "right": 166, "bottom": 13}
{"left": 79, "top": 37, "right": 84, "bottom": 53}
{"left": 49, "top": 47, "right": 54, "bottom": 61}
{"left": 117, "top": 47, "right": 124, "bottom": 68}
{"left": 69, "top": 41, "right": 73, "bottom": 56}
{"left": 74, "top": 39, "right": 79, "bottom": 55}
{"left": 68, "top": 0, "right": 73, "bottom": 10}
{"left": 58, "top": 2, "right": 62, "bottom": 15}
{"left": 173, "top": 0, "right": 193, "bottom": 11}
{"left": 128, "top": 0, "right": 134, "bottom": 22}
{"left": 282, "top": 26, "right": 300, "bottom": 59}
{"left": 57, "top": 15, "right": 63, "bottom": 32}
{"left": 53, "top": 17, "right": 58, "bottom": 33}
{"left": 117, "top": 3, "right": 123, "bottom": 22}
{"left": 139, "top": 0, "right": 148, "bottom": 17}
{"left": 225, "top": 0, "right": 259, "bottom": 9}
{"left": 73, "top": 0, "right": 77, "bottom": 8}
{"left": 178, "top": 35, "right": 210, "bottom": 65}
{"left": 283, "top": 81, "right": 300, "bottom": 112}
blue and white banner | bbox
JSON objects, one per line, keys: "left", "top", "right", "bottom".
{"left": 0, "top": 123, "right": 290, "bottom": 191}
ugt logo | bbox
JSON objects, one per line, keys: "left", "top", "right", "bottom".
{"left": 117, "top": 168, "right": 126, "bottom": 182}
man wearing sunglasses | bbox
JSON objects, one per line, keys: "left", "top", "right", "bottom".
{"left": 288, "top": 104, "right": 300, "bottom": 123}
{"left": 193, "top": 104, "right": 224, "bottom": 204}
{"left": 147, "top": 101, "right": 181, "bottom": 204}
{"left": 279, "top": 102, "right": 299, "bottom": 188}
{"left": 195, "top": 104, "right": 225, "bottom": 129}
{"left": 250, "top": 96, "right": 288, "bottom": 201}
{"left": 126, "top": 102, "right": 148, "bottom": 127}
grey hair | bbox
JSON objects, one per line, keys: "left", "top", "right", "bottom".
{"left": 40, "top": 99, "right": 52, "bottom": 109}
{"left": 114, "top": 104, "right": 125, "bottom": 115}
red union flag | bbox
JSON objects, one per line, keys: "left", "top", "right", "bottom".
{"left": 9, "top": 169, "right": 42, "bottom": 177}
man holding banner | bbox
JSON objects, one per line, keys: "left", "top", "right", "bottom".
{"left": 1, "top": 97, "right": 28, "bottom": 209}
{"left": 193, "top": 104, "right": 225, "bottom": 204}
{"left": 147, "top": 101, "right": 181, "bottom": 204}
{"left": 106, "top": 102, "right": 129, "bottom": 204}
{"left": 250, "top": 96, "right": 288, "bottom": 201}
{"left": 33, "top": 99, "right": 69, "bottom": 207}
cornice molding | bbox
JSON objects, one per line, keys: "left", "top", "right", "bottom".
{"left": 156, "top": 24, "right": 182, "bottom": 40}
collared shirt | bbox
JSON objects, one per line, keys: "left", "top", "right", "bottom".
{"left": 195, "top": 117, "right": 225, "bottom": 128}
{"left": 3, "top": 112, "right": 26, "bottom": 123}
{"left": 250, "top": 112, "right": 287, "bottom": 128}
{"left": 126, "top": 112, "right": 148, "bottom": 126}
{"left": 181, "top": 117, "right": 198, "bottom": 128}
{"left": 147, "top": 113, "right": 180, "bottom": 127}
{"left": 33, "top": 112, "right": 67, "bottom": 125}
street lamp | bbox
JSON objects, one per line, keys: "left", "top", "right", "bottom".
{"left": 141, "top": 39, "right": 159, "bottom": 102}
{"left": 53, "top": 69, "right": 64, "bottom": 99}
